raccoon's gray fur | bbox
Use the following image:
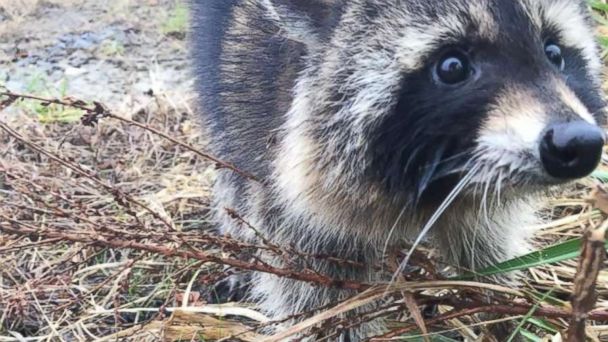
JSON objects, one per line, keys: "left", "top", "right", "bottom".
{"left": 190, "top": 0, "right": 606, "bottom": 339}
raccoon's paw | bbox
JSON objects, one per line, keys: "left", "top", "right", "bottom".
{"left": 207, "top": 273, "right": 251, "bottom": 304}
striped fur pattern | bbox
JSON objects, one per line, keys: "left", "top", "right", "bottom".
{"left": 190, "top": 0, "right": 606, "bottom": 339}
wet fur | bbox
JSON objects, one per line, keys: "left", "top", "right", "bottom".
{"left": 190, "top": 0, "right": 605, "bottom": 339}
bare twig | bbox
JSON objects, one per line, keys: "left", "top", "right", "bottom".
{"left": 0, "top": 215, "right": 370, "bottom": 291}
{"left": 566, "top": 218, "right": 608, "bottom": 340}
{"left": 0, "top": 90, "right": 260, "bottom": 182}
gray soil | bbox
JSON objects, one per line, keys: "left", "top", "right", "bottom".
{"left": 0, "top": 0, "right": 192, "bottom": 107}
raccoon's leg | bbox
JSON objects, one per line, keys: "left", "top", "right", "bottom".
{"left": 251, "top": 273, "right": 387, "bottom": 341}
{"left": 248, "top": 236, "right": 388, "bottom": 341}
{"left": 437, "top": 202, "right": 537, "bottom": 340}
{"left": 437, "top": 200, "right": 537, "bottom": 278}
{"left": 437, "top": 228, "right": 529, "bottom": 341}
{"left": 207, "top": 172, "right": 255, "bottom": 303}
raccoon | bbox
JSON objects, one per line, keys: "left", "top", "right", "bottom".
{"left": 190, "top": 0, "right": 606, "bottom": 339}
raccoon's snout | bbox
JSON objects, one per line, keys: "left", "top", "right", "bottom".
{"left": 539, "top": 121, "right": 605, "bottom": 179}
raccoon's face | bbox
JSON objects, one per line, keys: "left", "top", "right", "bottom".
{"left": 275, "top": 0, "right": 606, "bottom": 212}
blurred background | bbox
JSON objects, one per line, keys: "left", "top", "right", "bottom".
{"left": 1, "top": 0, "right": 192, "bottom": 108}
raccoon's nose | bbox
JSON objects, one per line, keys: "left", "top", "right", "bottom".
{"left": 540, "top": 121, "right": 605, "bottom": 179}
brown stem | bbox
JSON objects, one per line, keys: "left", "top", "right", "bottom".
{"left": 0, "top": 90, "right": 260, "bottom": 182}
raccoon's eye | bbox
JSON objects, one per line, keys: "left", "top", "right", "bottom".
{"left": 435, "top": 50, "right": 471, "bottom": 85}
{"left": 545, "top": 42, "right": 565, "bottom": 71}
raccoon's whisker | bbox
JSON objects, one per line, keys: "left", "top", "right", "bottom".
{"left": 386, "top": 149, "right": 470, "bottom": 255}
{"left": 427, "top": 164, "right": 469, "bottom": 182}
{"left": 416, "top": 143, "right": 448, "bottom": 197}
{"left": 476, "top": 172, "right": 489, "bottom": 226}
{"left": 381, "top": 202, "right": 409, "bottom": 272}
{"left": 470, "top": 161, "right": 486, "bottom": 204}
{"left": 421, "top": 149, "right": 473, "bottom": 169}
{"left": 490, "top": 168, "right": 504, "bottom": 209}
{"left": 403, "top": 146, "right": 424, "bottom": 178}
{"left": 496, "top": 170, "right": 504, "bottom": 207}
{"left": 470, "top": 214, "right": 480, "bottom": 272}
{"left": 389, "top": 164, "right": 480, "bottom": 286}
{"left": 483, "top": 173, "right": 493, "bottom": 225}
{"left": 463, "top": 161, "right": 490, "bottom": 271}
{"left": 422, "top": 150, "right": 477, "bottom": 195}
{"left": 472, "top": 164, "right": 498, "bottom": 271}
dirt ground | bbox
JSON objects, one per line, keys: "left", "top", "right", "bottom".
{"left": 0, "top": 0, "right": 192, "bottom": 108}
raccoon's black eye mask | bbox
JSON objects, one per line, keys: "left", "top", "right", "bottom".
{"left": 368, "top": 36, "right": 581, "bottom": 202}
{"left": 432, "top": 40, "right": 567, "bottom": 87}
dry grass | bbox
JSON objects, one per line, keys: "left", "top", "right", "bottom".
{"left": 2, "top": 2, "right": 608, "bottom": 342}
{"left": 1, "top": 85, "right": 608, "bottom": 342}
{"left": 0, "top": 90, "right": 224, "bottom": 341}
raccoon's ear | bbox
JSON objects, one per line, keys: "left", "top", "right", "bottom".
{"left": 262, "top": 0, "right": 344, "bottom": 46}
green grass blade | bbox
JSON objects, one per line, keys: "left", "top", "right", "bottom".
{"left": 589, "top": 0, "right": 608, "bottom": 12}
{"left": 456, "top": 239, "right": 585, "bottom": 279}
{"left": 507, "top": 289, "right": 555, "bottom": 342}
{"left": 592, "top": 170, "right": 608, "bottom": 182}
{"left": 526, "top": 318, "right": 559, "bottom": 334}
{"left": 519, "top": 330, "right": 543, "bottom": 342}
